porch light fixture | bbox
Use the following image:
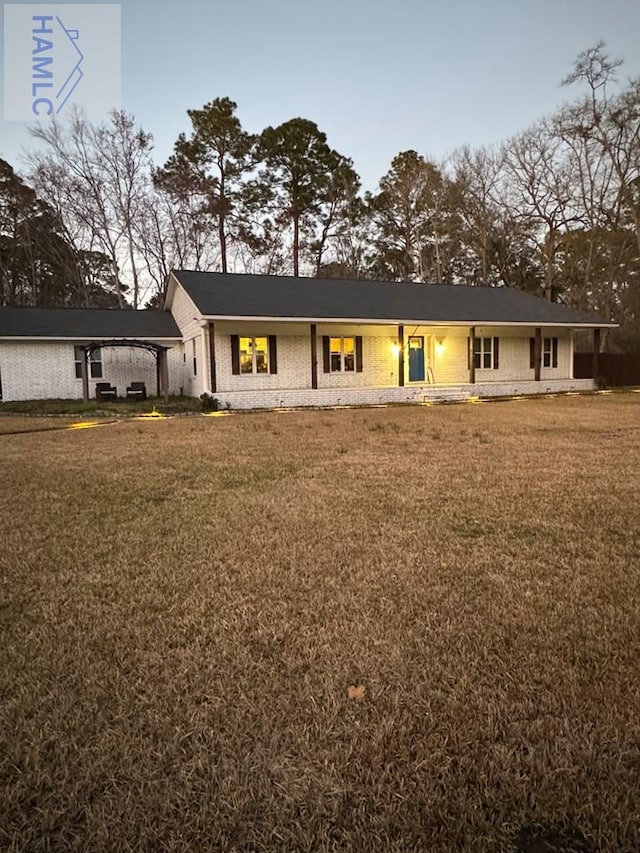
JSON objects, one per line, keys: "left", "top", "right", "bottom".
{"left": 391, "top": 342, "right": 401, "bottom": 356}
{"left": 435, "top": 338, "right": 445, "bottom": 356}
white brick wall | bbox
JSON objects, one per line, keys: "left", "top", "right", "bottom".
{"left": 0, "top": 342, "right": 79, "bottom": 401}
{"left": 317, "top": 333, "right": 397, "bottom": 389}
{"left": 210, "top": 331, "right": 399, "bottom": 394}
{"left": 165, "top": 276, "right": 204, "bottom": 397}
{"left": 0, "top": 341, "right": 182, "bottom": 401}
{"left": 216, "top": 335, "right": 312, "bottom": 393}
{"left": 99, "top": 345, "right": 183, "bottom": 398}
{"left": 426, "top": 329, "right": 468, "bottom": 384}
{"left": 205, "top": 323, "right": 401, "bottom": 395}
{"left": 422, "top": 326, "right": 574, "bottom": 385}
{"left": 210, "top": 379, "right": 595, "bottom": 411}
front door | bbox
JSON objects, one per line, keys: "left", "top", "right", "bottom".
{"left": 408, "top": 336, "right": 425, "bottom": 382}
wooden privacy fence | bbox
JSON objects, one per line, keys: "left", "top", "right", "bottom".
{"left": 574, "top": 353, "right": 640, "bottom": 386}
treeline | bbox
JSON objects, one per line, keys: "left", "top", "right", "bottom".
{"left": 1, "top": 43, "right": 638, "bottom": 348}
{"left": 0, "top": 158, "right": 127, "bottom": 309}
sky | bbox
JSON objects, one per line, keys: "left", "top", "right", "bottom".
{"left": 1, "top": 0, "right": 639, "bottom": 193}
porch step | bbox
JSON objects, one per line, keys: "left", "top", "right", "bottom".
{"left": 406, "top": 386, "right": 472, "bottom": 404}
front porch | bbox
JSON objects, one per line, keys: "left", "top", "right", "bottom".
{"left": 211, "top": 378, "right": 597, "bottom": 411}
{"left": 199, "top": 320, "right": 602, "bottom": 409}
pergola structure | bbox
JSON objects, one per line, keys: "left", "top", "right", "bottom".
{"left": 78, "top": 340, "right": 171, "bottom": 401}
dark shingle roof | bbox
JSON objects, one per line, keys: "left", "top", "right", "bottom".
{"left": 0, "top": 306, "right": 181, "bottom": 339}
{"left": 172, "top": 270, "right": 614, "bottom": 327}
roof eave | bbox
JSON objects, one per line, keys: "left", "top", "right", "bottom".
{"left": 199, "top": 314, "right": 617, "bottom": 328}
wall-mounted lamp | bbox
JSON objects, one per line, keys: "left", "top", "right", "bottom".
{"left": 435, "top": 338, "right": 445, "bottom": 356}
{"left": 391, "top": 342, "right": 401, "bottom": 356}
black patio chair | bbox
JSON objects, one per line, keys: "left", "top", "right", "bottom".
{"left": 95, "top": 382, "right": 117, "bottom": 401}
{"left": 126, "top": 381, "right": 147, "bottom": 400}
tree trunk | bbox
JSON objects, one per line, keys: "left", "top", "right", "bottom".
{"left": 293, "top": 210, "right": 299, "bottom": 277}
{"left": 219, "top": 216, "right": 227, "bottom": 274}
{"left": 219, "top": 167, "right": 227, "bottom": 274}
{"left": 128, "top": 242, "right": 140, "bottom": 309}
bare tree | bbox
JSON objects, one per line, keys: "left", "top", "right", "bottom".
{"left": 450, "top": 145, "right": 512, "bottom": 285}
{"left": 501, "top": 122, "right": 582, "bottom": 300}
{"left": 562, "top": 42, "right": 640, "bottom": 255}
{"left": 28, "top": 109, "right": 154, "bottom": 307}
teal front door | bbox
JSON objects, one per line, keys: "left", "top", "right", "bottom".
{"left": 408, "top": 336, "right": 425, "bottom": 382}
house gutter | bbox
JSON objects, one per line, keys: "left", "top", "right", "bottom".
{"left": 198, "top": 315, "right": 617, "bottom": 329}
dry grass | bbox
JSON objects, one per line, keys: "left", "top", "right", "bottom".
{"left": 0, "top": 395, "right": 202, "bottom": 415}
{"left": 0, "top": 416, "right": 77, "bottom": 435}
{"left": 1, "top": 395, "right": 639, "bottom": 852}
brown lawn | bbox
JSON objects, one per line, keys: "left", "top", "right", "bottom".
{"left": 1, "top": 395, "right": 639, "bottom": 852}
{"left": 0, "top": 416, "right": 76, "bottom": 435}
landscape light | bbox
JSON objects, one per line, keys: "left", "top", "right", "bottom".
{"left": 135, "top": 409, "right": 168, "bottom": 420}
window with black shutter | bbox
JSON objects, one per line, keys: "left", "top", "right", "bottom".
{"left": 542, "top": 337, "right": 559, "bottom": 368}
{"left": 473, "top": 337, "right": 499, "bottom": 370}
{"left": 231, "top": 335, "right": 277, "bottom": 375}
{"left": 323, "top": 336, "right": 359, "bottom": 372}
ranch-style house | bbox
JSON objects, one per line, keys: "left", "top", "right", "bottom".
{"left": 0, "top": 271, "right": 614, "bottom": 407}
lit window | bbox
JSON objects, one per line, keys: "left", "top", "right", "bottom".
{"left": 240, "top": 337, "right": 269, "bottom": 375}
{"left": 330, "top": 337, "right": 355, "bottom": 372}
{"left": 473, "top": 337, "right": 499, "bottom": 370}
{"left": 74, "top": 346, "right": 102, "bottom": 379}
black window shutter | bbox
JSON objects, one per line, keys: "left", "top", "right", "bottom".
{"left": 268, "top": 335, "right": 277, "bottom": 374}
{"left": 231, "top": 335, "right": 240, "bottom": 375}
{"left": 355, "top": 336, "right": 363, "bottom": 372}
{"left": 529, "top": 337, "right": 535, "bottom": 369}
{"left": 493, "top": 337, "right": 499, "bottom": 370}
{"left": 467, "top": 337, "right": 471, "bottom": 370}
{"left": 552, "top": 337, "right": 558, "bottom": 368}
{"left": 322, "top": 336, "right": 330, "bottom": 373}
